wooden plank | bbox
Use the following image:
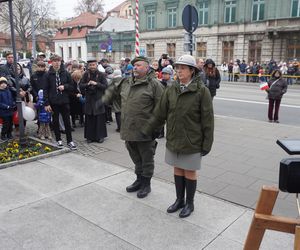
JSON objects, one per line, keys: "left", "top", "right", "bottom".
{"left": 255, "top": 214, "right": 300, "bottom": 234}
{"left": 295, "top": 226, "right": 300, "bottom": 250}
{"left": 244, "top": 186, "right": 279, "bottom": 250}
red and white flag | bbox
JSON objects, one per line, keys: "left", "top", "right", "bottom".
{"left": 259, "top": 82, "right": 269, "bottom": 91}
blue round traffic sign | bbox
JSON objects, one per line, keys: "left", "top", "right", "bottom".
{"left": 182, "top": 4, "right": 198, "bottom": 33}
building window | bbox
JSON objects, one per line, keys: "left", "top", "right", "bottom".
{"left": 198, "top": 1, "right": 208, "bottom": 25}
{"left": 68, "top": 47, "right": 72, "bottom": 59}
{"left": 78, "top": 46, "right": 81, "bottom": 59}
{"left": 287, "top": 38, "right": 300, "bottom": 59}
{"left": 248, "top": 41, "right": 262, "bottom": 63}
{"left": 167, "top": 43, "right": 176, "bottom": 58}
{"left": 224, "top": 0, "right": 236, "bottom": 23}
{"left": 291, "top": 0, "right": 300, "bottom": 17}
{"left": 222, "top": 41, "right": 234, "bottom": 63}
{"left": 168, "top": 7, "right": 177, "bottom": 28}
{"left": 147, "top": 10, "right": 155, "bottom": 30}
{"left": 196, "top": 42, "right": 207, "bottom": 58}
{"left": 67, "top": 28, "right": 72, "bottom": 36}
{"left": 146, "top": 44, "right": 154, "bottom": 58}
{"left": 252, "top": 0, "right": 264, "bottom": 21}
{"left": 124, "top": 45, "right": 132, "bottom": 58}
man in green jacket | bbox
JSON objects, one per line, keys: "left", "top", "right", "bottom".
{"left": 103, "top": 56, "right": 164, "bottom": 198}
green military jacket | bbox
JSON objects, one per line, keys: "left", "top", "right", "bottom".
{"left": 103, "top": 69, "right": 164, "bottom": 141}
{"left": 142, "top": 76, "right": 214, "bottom": 154}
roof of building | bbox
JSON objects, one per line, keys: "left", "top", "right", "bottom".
{"left": 94, "top": 16, "right": 134, "bottom": 32}
{"left": 53, "top": 27, "right": 89, "bottom": 40}
{"left": 54, "top": 12, "right": 103, "bottom": 40}
{"left": 62, "top": 12, "right": 103, "bottom": 28}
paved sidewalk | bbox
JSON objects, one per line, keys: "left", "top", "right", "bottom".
{"left": 66, "top": 114, "right": 300, "bottom": 218}
{"left": 0, "top": 153, "right": 294, "bottom": 249}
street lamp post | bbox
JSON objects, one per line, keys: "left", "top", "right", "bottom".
{"left": 0, "top": 0, "right": 26, "bottom": 145}
{"left": 31, "top": 0, "right": 36, "bottom": 58}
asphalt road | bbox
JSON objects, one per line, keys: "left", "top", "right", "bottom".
{"left": 214, "top": 82, "right": 300, "bottom": 126}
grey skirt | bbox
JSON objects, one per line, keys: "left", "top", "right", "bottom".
{"left": 165, "top": 148, "right": 202, "bottom": 170}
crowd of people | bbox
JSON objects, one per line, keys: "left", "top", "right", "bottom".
{"left": 220, "top": 59, "right": 300, "bottom": 84}
{"left": 0, "top": 51, "right": 294, "bottom": 217}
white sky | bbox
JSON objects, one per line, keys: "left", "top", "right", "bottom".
{"left": 53, "top": 0, "right": 125, "bottom": 19}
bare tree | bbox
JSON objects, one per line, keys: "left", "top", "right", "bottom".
{"left": 0, "top": 0, "right": 54, "bottom": 51}
{"left": 74, "top": 0, "right": 104, "bottom": 15}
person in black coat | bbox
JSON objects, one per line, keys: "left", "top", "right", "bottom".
{"left": 44, "top": 54, "right": 76, "bottom": 150}
{"left": 30, "top": 61, "right": 47, "bottom": 103}
{"left": 80, "top": 58, "right": 108, "bottom": 143}
{"left": 0, "top": 52, "right": 15, "bottom": 79}
{"left": 203, "top": 59, "right": 221, "bottom": 99}
{"left": 70, "top": 70, "right": 84, "bottom": 128}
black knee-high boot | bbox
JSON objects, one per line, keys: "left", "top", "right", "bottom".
{"left": 167, "top": 175, "right": 185, "bottom": 213}
{"left": 179, "top": 178, "right": 197, "bottom": 218}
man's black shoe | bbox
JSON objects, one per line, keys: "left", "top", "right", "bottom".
{"left": 137, "top": 176, "right": 151, "bottom": 198}
{"left": 126, "top": 175, "right": 142, "bottom": 192}
{"left": 137, "top": 185, "right": 151, "bottom": 198}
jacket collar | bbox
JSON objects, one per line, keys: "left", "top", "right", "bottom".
{"left": 131, "top": 69, "right": 156, "bottom": 86}
{"left": 176, "top": 76, "right": 200, "bottom": 93}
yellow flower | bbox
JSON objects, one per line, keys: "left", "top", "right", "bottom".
{"left": 36, "top": 143, "right": 42, "bottom": 147}
{"left": 18, "top": 154, "right": 23, "bottom": 159}
{"left": 44, "top": 147, "right": 51, "bottom": 152}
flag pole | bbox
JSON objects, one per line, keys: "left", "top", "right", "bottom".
{"left": 135, "top": 0, "right": 139, "bottom": 56}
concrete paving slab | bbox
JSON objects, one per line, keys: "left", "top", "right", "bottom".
{"left": 0, "top": 228, "right": 23, "bottom": 250}
{"left": 245, "top": 167, "right": 279, "bottom": 183}
{"left": 102, "top": 154, "right": 134, "bottom": 169}
{"left": 0, "top": 161, "right": 87, "bottom": 197}
{"left": 215, "top": 185, "right": 259, "bottom": 207}
{"left": 0, "top": 174, "right": 42, "bottom": 213}
{"left": 39, "top": 153, "right": 126, "bottom": 182}
{"left": 272, "top": 197, "right": 299, "bottom": 218}
{"left": 214, "top": 159, "right": 254, "bottom": 174}
{"left": 0, "top": 200, "right": 138, "bottom": 250}
{"left": 247, "top": 180, "right": 289, "bottom": 200}
{"left": 197, "top": 175, "right": 229, "bottom": 195}
{"left": 200, "top": 165, "right": 228, "bottom": 179}
{"left": 215, "top": 171, "right": 257, "bottom": 188}
{"left": 221, "top": 210, "right": 294, "bottom": 249}
{"left": 154, "top": 168, "right": 173, "bottom": 183}
{"left": 96, "top": 171, "right": 246, "bottom": 234}
{"left": 204, "top": 235, "right": 243, "bottom": 250}
{"left": 53, "top": 183, "right": 217, "bottom": 250}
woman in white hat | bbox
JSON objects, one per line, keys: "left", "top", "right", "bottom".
{"left": 142, "top": 54, "right": 214, "bottom": 218}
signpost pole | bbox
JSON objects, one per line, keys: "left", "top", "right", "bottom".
{"left": 182, "top": 5, "right": 198, "bottom": 56}
{"left": 6, "top": 0, "right": 26, "bottom": 145}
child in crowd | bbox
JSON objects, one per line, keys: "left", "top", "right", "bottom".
{"left": 0, "top": 77, "right": 15, "bottom": 140}
{"left": 35, "top": 89, "right": 52, "bottom": 140}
